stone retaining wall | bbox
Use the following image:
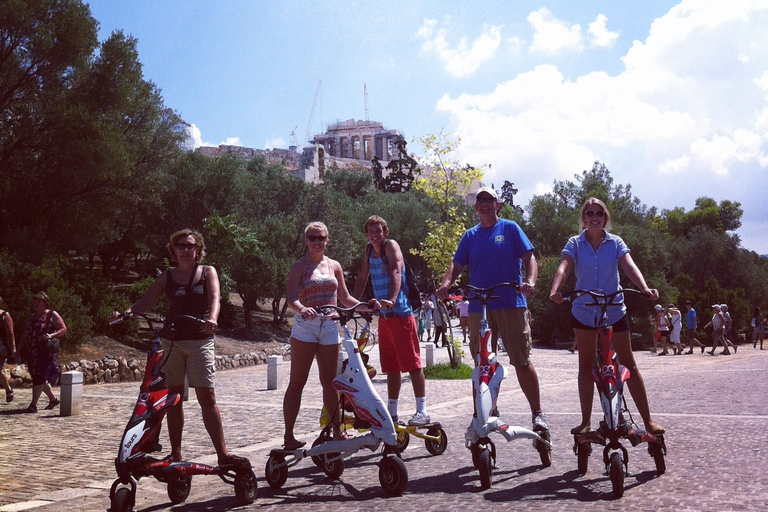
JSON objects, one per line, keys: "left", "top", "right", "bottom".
{"left": 3, "top": 345, "right": 290, "bottom": 388}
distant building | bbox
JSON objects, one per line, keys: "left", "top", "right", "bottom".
{"left": 195, "top": 119, "right": 404, "bottom": 184}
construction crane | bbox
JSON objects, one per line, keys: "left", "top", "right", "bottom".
{"left": 305, "top": 80, "right": 321, "bottom": 146}
{"left": 364, "top": 83, "right": 369, "bottom": 121}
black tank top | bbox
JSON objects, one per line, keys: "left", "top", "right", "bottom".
{"left": 165, "top": 265, "right": 212, "bottom": 340}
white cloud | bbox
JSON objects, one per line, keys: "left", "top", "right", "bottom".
{"left": 265, "top": 137, "right": 285, "bottom": 149}
{"left": 588, "top": 14, "right": 619, "bottom": 48}
{"left": 417, "top": 18, "right": 502, "bottom": 77}
{"left": 220, "top": 137, "right": 242, "bottom": 146}
{"left": 527, "top": 8, "right": 582, "bottom": 54}
{"left": 437, "top": 0, "right": 768, "bottom": 252}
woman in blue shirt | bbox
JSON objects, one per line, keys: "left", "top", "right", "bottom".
{"left": 549, "top": 198, "right": 665, "bottom": 435}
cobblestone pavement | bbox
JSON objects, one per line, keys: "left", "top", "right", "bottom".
{"left": 2, "top": 326, "right": 768, "bottom": 512}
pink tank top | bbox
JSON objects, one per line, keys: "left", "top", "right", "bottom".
{"left": 299, "top": 257, "right": 338, "bottom": 308}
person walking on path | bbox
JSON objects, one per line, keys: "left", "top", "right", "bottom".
{"left": 656, "top": 305, "right": 673, "bottom": 356}
{"left": 668, "top": 304, "right": 684, "bottom": 355}
{"left": 282, "top": 222, "right": 364, "bottom": 449}
{"left": 437, "top": 186, "right": 549, "bottom": 433}
{"left": 354, "top": 215, "right": 430, "bottom": 426}
{"left": 684, "top": 301, "right": 706, "bottom": 353}
{"left": 0, "top": 295, "right": 17, "bottom": 403}
{"left": 431, "top": 293, "right": 448, "bottom": 347}
{"left": 458, "top": 298, "right": 470, "bottom": 344}
{"left": 704, "top": 304, "right": 730, "bottom": 355}
{"left": 752, "top": 307, "right": 764, "bottom": 349}
{"left": 721, "top": 304, "right": 737, "bottom": 353}
{"left": 16, "top": 292, "right": 66, "bottom": 413}
{"left": 114, "top": 228, "right": 245, "bottom": 466}
{"left": 549, "top": 197, "right": 664, "bottom": 435}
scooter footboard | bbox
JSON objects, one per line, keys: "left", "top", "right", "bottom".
{"left": 498, "top": 425, "right": 552, "bottom": 447}
{"left": 305, "top": 432, "right": 381, "bottom": 459}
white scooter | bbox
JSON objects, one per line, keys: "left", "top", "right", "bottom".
{"left": 458, "top": 283, "right": 552, "bottom": 490}
{"left": 264, "top": 304, "right": 408, "bottom": 496}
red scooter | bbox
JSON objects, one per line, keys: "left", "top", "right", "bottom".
{"left": 108, "top": 313, "right": 257, "bottom": 512}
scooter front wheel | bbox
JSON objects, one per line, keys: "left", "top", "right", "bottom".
{"left": 234, "top": 469, "right": 258, "bottom": 504}
{"left": 265, "top": 455, "right": 288, "bottom": 489}
{"left": 609, "top": 452, "right": 624, "bottom": 498}
{"left": 478, "top": 448, "right": 493, "bottom": 490}
{"left": 110, "top": 487, "right": 134, "bottom": 512}
{"left": 167, "top": 476, "right": 191, "bottom": 504}
{"left": 425, "top": 428, "right": 447, "bottom": 456}
{"left": 379, "top": 455, "right": 408, "bottom": 496}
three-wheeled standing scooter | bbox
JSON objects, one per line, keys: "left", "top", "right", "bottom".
{"left": 108, "top": 313, "right": 257, "bottom": 512}
{"left": 265, "top": 304, "right": 409, "bottom": 496}
{"left": 561, "top": 289, "right": 666, "bottom": 498}
{"left": 457, "top": 283, "right": 552, "bottom": 490}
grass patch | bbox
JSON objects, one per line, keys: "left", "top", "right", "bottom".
{"left": 423, "top": 362, "right": 473, "bottom": 379}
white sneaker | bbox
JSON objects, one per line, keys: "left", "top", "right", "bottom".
{"left": 408, "top": 412, "right": 431, "bottom": 426}
{"left": 532, "top": 412, "right": 549, "bottom": 431}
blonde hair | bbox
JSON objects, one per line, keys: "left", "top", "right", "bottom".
{"left": 304, "top": 222, "right": 329, "bottom": 238}
{"left": 167, "top": 229, "right": 206, "bottom": 263}
{"left": 579, "top": 197, "right": 612, "bottom": 231}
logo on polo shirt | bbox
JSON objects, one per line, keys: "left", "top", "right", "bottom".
{"left": 495, "top": 235, "right": 505, "bottom": 244}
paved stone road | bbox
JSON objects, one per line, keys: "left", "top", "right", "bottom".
{"left": 2, "top": 326, "right": 767, "bottom": 511}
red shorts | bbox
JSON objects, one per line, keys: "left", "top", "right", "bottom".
{"left": 378, "top": 314, "right": 422, "bottom": 374}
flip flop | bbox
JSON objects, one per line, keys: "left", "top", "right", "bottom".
{"left": 44, "top": 398, "right": 60, "bottom": 410}
{"left": 162, "top": 454, "right": 183, "bottom": 463}
{"left": 283, "top": 440, "right": 306, "bottom": 451}
{"left": 218, "top": 454, "right": 250, "bottom": 466}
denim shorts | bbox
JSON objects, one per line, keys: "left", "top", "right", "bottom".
{"left": 291, "top": 316, "right": 340, "bottom": 346}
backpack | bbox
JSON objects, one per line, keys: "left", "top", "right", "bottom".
{"left": 366, "top": 240, "right": 422, "bottom": 311}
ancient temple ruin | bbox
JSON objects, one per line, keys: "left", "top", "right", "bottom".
{"left": 292, "top": 119, "right": 404, "bottom": 182}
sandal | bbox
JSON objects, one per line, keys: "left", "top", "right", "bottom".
{"left": 25, "top": 404, "right": 37, "bottom": 413}
{"left": 570, "top": 424, "right": 591, "bottom": 435}
{"left": 646, "top": 424, "right": 666, "bottom": 435}
{"left": 162, "top": 453, "right": 183, "bottom": 463}
{"left": 218, "top": 454, "right": 250, "bottom": 467}
{"left": 44, "top": 398, "right": 60, "bottom": 410}
{"left": 282, "top": 440, "right": 306, "bottom": 451}
{"left": 5, "top": 389, "right": 13, "bottom": 403}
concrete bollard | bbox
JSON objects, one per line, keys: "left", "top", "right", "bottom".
{"left": 60, "top": 370, "right": 83, "bottom": 416}
{"left": 267, "top": 355, "right": 284, "bottom": 390}
{"left": 425, "top": 342, "right": 436, "bottom": 367}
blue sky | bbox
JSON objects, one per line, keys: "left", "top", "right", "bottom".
{"left": 87, "top": 0, "right": 768, "bottom": 254}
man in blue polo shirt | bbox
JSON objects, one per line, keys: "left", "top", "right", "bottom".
{"left": 437, "top": 186, "right": 548, "bottom": 432}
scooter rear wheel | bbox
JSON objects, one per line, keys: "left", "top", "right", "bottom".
{"left": 577, "top": 443, "right": 590, "bottom": 475}
{"left": 534, "top": 429, "right": 552, "bottom": 467}
{"left": 322, "top": 453, "right": 344, "bottom": 480}
{"left": 395, "top": 430, "right": 410, "bottom": 452}
{"left": 311, "top": 433, "right": 331, "bottom": 468}
{"left": 650, "top": 442, "right": 666, "bottom": 475}
{"left": 609, "top": 452, "right": 624, "bottom": 498}
{"left": 265, "top": 454, "right": 288, "bottom": 489}
{"left": 110, "top": 487, "right": 134, "bottom": 512}
{"left": 379, "top": 455, "right": 408, "bottom": 496}
{"left": 478, "top": 448, "right": 493, "bottom": 490}
{"left": 425, "top": 428, "right": 447, "bottom": 456}
{"left": 167, "top": 476, "right": 191, "bottom": 504}
{"left": 234, "top": 469, "right": 258, "bottom": 504}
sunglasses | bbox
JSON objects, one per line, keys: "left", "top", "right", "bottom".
{"left": 175, "top": 243, "right": 198, "bottom": 251}
{"left": 584, "top": 210, "right": 605, "bottom": 218}
{"left": 307, "top": 235, "right": 327, "bottom": 242}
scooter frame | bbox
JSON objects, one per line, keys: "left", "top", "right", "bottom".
{"left": 561, "top": 289, "right": 667, "bottom": 498}
{"left": 265, "top": 304, "right": 409, "bottom": 496}
{"left": 314, "top": 316, "right": 447, "bottom": 459}
{"left": 108, "top": 313, "right": 257, "bottom": 512}
{"left": 456, "top": 283, "right": 552, "bottom": 490}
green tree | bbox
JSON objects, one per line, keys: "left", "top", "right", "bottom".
{"left": 412, "top": 132, "right": 483, "bottom": 284}
{"left": 371, "top": 138, "right": 420, "bottom": 193}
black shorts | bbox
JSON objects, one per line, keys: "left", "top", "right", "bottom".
{"left": 571, "top": 314, "right": 630, "bottom": 332}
